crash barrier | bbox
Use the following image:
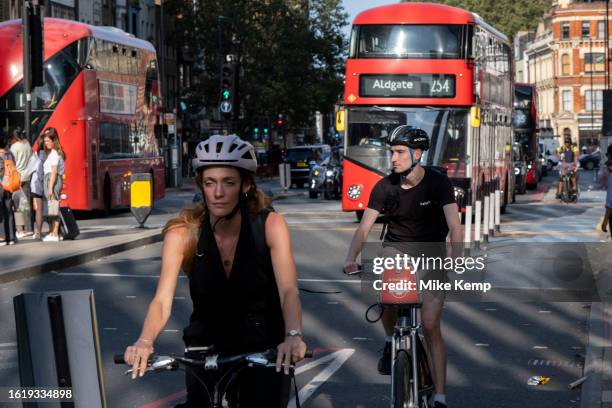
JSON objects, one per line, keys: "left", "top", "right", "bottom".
{"left": 13, "top": 290, "right": 107, "bottom": 407}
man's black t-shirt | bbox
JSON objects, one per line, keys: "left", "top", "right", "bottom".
{"left": 367, "top": 167, "right": 456, "bottom": 242}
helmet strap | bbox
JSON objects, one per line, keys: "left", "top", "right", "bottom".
{"left": 399, "top": 148, "right": 420, "bottom": 180}
{"left": 212, "top": 178, "right": 245, "bottom": 231}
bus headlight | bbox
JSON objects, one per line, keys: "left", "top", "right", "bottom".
{"left": 326, "top": 170, "right": 334, "bottom": 177}
{"left": 347, "top": 184, "right": 362, "bottom": 200}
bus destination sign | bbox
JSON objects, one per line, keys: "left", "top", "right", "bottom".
{"left": 360, "top": 74, "right": 456, "bottom": 98}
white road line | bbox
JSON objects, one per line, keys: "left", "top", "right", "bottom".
{"left": 0, "top": 343, "right": 17, "bottom": 348}
{"left": 163, "top": 330, "right": 180, "bottom": 333}
{"left": 538, "top": 310, "right": 552, "bottom": 314}
{"left": 352, "top": 337, "right": 370, "bottom": 341}
{"left": 475, "top": 343, "right": 489, "bottom": 347}
{"left": 533, "top": 346, "right": 548, "bottom": 349}
{"left": 289, "top": 349, "right": 354, "bottom": 408}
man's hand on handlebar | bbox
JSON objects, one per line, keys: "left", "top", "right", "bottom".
{"left": 343, "top": 260, "right": 361, "bottom": 275}
{"left": 276, "top": 336, "right": 307, "bottom": 375}
{"left": 123, "top": 338, "right": 155, "bottom": 379}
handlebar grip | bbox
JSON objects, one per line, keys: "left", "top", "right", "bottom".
{"left": 114, "top": 354, "right": 126, "bottom": 365}
{"left": 304, "top": 349, "right": 313, "bottom": 359}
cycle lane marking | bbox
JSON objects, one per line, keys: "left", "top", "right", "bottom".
{"left": 288, "top": 348, "right": 355, "bottom": 408}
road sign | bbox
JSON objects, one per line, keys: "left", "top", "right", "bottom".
{"left": 220, "top": 101, "right": 232, "bottom": 114}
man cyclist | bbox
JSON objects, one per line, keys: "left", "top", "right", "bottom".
{"left": 343, "top": 126, "right": 462, "bottom": 408}
{"left": 556, "top": 135, "right": 579, "bottom": 199}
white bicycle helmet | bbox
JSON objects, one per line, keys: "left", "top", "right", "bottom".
{"left": 192, "top": 134, "right": 257, "bottom": 173}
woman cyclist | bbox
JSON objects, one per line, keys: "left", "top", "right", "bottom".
{"left": 123, "top": 135, "right": 307, "bottom": 407}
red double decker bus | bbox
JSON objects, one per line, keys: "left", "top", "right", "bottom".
{"left": 0, "top": 18, "right": 164, "bottom": 211}
{"left": 342, "top": 3, "right": 514, "bottom": 219}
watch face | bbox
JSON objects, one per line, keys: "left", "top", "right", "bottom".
{"left": 287, "top": 330, "right": 299, "bottom": 337}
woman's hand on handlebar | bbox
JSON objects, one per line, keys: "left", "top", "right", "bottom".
{"left": 123, "top": 338, "right": 154, "bottom": 379}
{"left": 276, "top": 336, "right": 307, "bottom": 375}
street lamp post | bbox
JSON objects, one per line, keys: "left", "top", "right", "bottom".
{"left": 590, "top": 37, "right": 595, "bottom": 145}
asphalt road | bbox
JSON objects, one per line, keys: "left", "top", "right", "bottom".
{"left": 0, "top": 172, "right": 603, "bottom": 407}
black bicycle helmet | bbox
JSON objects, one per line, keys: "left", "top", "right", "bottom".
{"left": 389, "top": 125, "right": 430, "bottom": 151}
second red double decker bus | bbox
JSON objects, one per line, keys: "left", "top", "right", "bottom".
{"left": 0, "top": 18, "right": 165, "bottom": 211}
{"left": 342, "top": 3, "right": 514, "bottom": 219}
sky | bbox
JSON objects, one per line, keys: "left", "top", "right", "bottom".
{"left": 341, "top": 0, "right": 395, "bottom": 36}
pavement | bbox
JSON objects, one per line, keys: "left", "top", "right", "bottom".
{"left": 0, "top": 176, "right": 303, "bottom": 284}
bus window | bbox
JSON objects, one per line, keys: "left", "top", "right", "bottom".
{"left": 356, "top": 24, "right": 464, "bottom": 59}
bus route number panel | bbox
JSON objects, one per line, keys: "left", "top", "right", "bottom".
{"left": 359, "top": 74, "right": 456, "bottom": 98}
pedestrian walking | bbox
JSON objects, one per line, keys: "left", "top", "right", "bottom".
{"left": 601, "top": 144, "right": 612, "bottom": 239}
{"left": 0, "top": 133, "right": 17, "bottom": 245}
{"left": 9, "top": 128, "right": 33, "bottom": 238}
{"left": 41, "top": 128, "right": 65, "bottom": 242}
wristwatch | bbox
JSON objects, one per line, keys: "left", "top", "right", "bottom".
{"left": 286, "top": 329, "right": 302, "bottom": 338}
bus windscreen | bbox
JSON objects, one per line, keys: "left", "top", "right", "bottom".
{"left": 355, "top": 25, "right": 464, "bottom": 59}
{"left": 347, "top": 108, "right": 467, "bottom": 165}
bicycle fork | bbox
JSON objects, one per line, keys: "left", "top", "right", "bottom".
{"left": 391, "top": 307, "right": 421, "bottom": 408}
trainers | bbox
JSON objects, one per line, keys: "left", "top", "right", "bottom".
{"left": 42, "top": 235, "right": 60, "bottom": 242}
{"left": 16, "top": 231, "right": 33, "bottom": 239}
{"left": 0, "top": 242, "right": 6, "bottom": 247}
{"left": 378, "top": 341, "right": 392, "bottom": 375}
{"left": 32, "top": 233, "right": 41, "bottom": 240}
{"left": 7, "top": 241, "right": 16, "bottom": 246}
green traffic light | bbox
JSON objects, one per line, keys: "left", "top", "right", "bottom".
{"left": 222, "top": 90, "right": 231, "bottom": 99}
{"left": 254, "top": 127, "right": 259, "bottom": 133}
{"left": 263, "top": 128, "right": 269, "bottom": 134}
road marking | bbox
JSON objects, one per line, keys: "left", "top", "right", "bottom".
{"left": 538, "top": 310, "right": 552, "bottom": 314}
{"left": 475, "top": 343, "right": 489, "bottom": 347}
{"left": 528, "top": 359, "right": 583, "bottom": 367}
{"left": 533, "top": 346, "right": 548, "bottom": 349}
{"left": 288, "top": 349, "right": 355, "bottom": 408}
{"left": 0, "top": 343, "right": 16, "bottom": 348}
{"left": 327, "top": 302, "right": 339, "bottom": 305}
{"left": 163, "top": 330, "right": 180, "bottom": 333}
{"left": 352, "top": 337, "right": 370, "bottom": 341}
{"left": 139, "top": 389, "right": 188, "bottom": 408}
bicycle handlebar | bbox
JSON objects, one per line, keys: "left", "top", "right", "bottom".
{"left": 114, "top": 349, "right": 313, "bottom": 372}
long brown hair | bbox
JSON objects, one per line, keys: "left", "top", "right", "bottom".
{"left": 42, "top": 127, "right": 67, "bottom": 161}
{"left": 163, "top": 169, "right": 271, "bottom": 276}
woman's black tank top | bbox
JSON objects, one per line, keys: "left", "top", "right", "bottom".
{"left": 182, "top": 208, "right": 285, "bottom": 354}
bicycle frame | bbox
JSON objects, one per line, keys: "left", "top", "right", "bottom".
{"left": 390, "top": 304, "right": 433, "bottom": 408}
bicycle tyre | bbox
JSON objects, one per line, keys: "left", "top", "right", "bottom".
{"left": 393, "top": 350, "right": 414, "bottom": 408}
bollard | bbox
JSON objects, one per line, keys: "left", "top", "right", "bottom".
{"left": 494, "top": 185, "right": 501, "bottom": 233}
{"left": 483, "top": 194, "right": 490, "bottom": 244}
{"left": 464, "top": 190, "right": 473, "bottom": 256}
{"left": 279, "top": 163, "right": 291, "bottom": 191}
{"left": 474, "top": 194, "right": 482, "bottom": 250}
{"left": 130, "top": 173, "right": 153, "bottom": 228}
{"left": 488, "top": 183, "right": 495, "bottom": 237}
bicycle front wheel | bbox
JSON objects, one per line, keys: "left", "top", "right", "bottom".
{"left": 393, "top": 350, "right": 414, "bottom": 408}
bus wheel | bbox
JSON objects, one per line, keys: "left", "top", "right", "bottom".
{"left": 500, "top": 177, "right": 509, "bottom": 214}
{"left": 103, "top": 175, "right": 111, "bottom": 215}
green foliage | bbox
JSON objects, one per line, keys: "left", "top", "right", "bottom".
{"left": 402, "top": 0, "right": 551, "bottom": 38}
{"left": 167, "top": 0, "right": 348, "bottom": 129}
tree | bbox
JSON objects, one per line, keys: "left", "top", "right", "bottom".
{"left": 401, "top": 0, "right": 550, "bottom": 38}
{"left": 167, "top": 0, "right": 348, "bottom": 132}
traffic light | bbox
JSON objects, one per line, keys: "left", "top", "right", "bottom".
{"left": 263, "top": 127, "right": 269, "bottom": 139}
{"left": 253, "top": 127, "right": 259, "bottom": 140}
{"left": 219, "top": 62, "right": 237, "bottom": 115}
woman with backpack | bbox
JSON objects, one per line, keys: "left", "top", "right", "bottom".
{"left": 122, "top": 135, "right": 307, "bottom": 407}
{"left": 0, "top": 133, "right": 17, "bottom": 245}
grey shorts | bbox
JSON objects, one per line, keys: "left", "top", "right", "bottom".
{"left": 43, "top": 174, "right": 63, "bottom": 199}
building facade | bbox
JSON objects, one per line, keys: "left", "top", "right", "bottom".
{"left": 525, "top": 0, "right": 612, "bottom": 148}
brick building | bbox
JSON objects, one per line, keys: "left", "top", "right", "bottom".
{"left": 524, "top": 0, "right": 611, "bottom": 149}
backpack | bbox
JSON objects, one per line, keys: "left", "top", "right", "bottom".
{"left": 1, "top": 152, "right": 21, "bottom": 193}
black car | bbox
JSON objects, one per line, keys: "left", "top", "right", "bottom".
{"left": 285, "top": 145, "right": 330, "bottom": 188}
{"left": 579, "top": 150, "right": 601, "bottom": 170}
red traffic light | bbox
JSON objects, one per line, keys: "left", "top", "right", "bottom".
{"left": 276, "top": 119, "right": 284, "bottom": 126}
